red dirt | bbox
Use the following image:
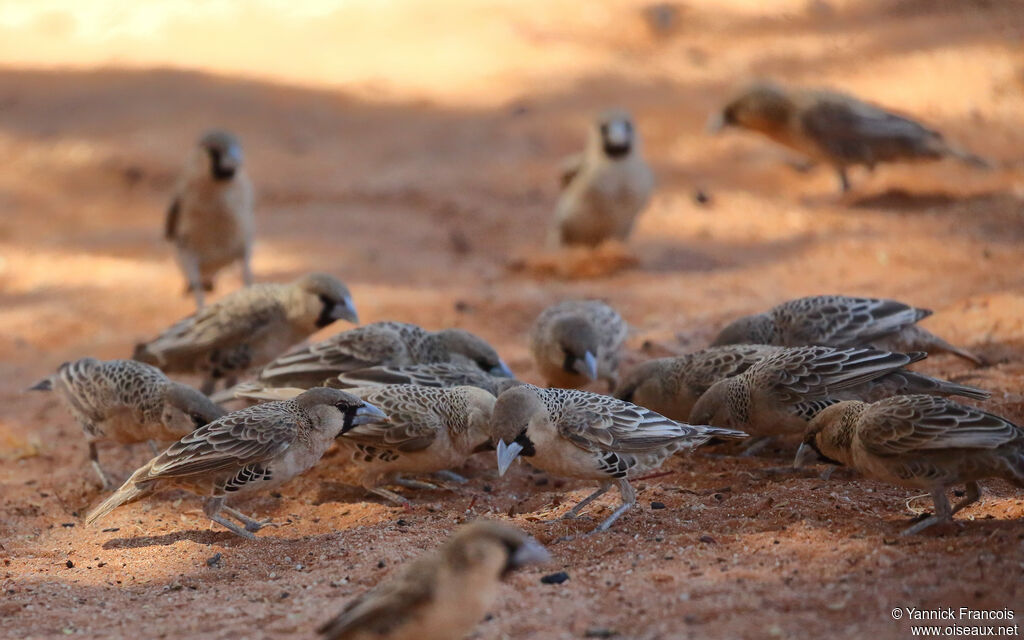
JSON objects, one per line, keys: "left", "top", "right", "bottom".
{"left": 2, "top": 1, "right": 1024, "bottom": 638}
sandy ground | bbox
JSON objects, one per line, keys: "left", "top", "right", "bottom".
{"left": 3, "top": 1, "right": 1024, "bottom": 638}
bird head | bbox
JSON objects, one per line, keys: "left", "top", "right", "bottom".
{"left": 295, "top": 387, "right": 389, "bottom": 437}
{"left": 162, "top": 382, "right": 227, "bottom": 433}
{"left": 490, "top": 385, "right": 543, "bottom": 476}
{"left": 593, "top": 109, "right": 637, "bottom": 159}
{"left": 444, "top": 520, "right": 551, "bottom": 580}
{"left": 708, "top": 82, "right": 794, "bottom": 134}
{"left": 795, "top": 401, "right": 860, "bottom": 469}
{"left": 295, "top": 272, "right": 359, "bottom": 328}
{"left": 199, "top": 130, "right": 244, "bottom": 181}
{"left": 436, "top": 329, "right": 512, "bottom": 377}
{"left": 552, "top": 316, "right": 600, "bottom": 382}
{"left": 688, "top": 379, "right": 739, "bottom": 429}
{"left": 710, "top": 313, "right": 774, "bottom": 346}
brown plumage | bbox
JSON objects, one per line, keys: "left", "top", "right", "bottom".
{"left": 248, "top": 321, "right": 511, "bottom": 390}
{"left": 711, "top": 82, "right": 990, "bottom": 193}
{"left": 617, "top": 344, "right": 989, "bottom": 423}
{"left": 489, "top": 384, "right": 746, "bottom": 532}
{"left": 317, "top": 520, "right": 549, "bottom": 640}
{"left": 530, "top": 300, "right": 627, "bottom": 390}
{"left": 689, "top": 346, "right": 929, "bottom": 439}
{"left": 28, "top": 358, "right": 226, "bottom": 488}
{"left": 329, "top": 362, "right": 522, "bottom": 397}
{"left": 85, "top": 388, "right": 387, "bottom": 539}
{"left": 133, "top": 272, "right": 358, "bottom": 394}
{"left": 165, "top": 130, "right": 255, "bottom": 307}
{"left": 796, "top": 395, "right": 1024, "bottom": 535}
{"left": 711, "top": 294, "right": 982, "bottom": 365}
{"left": 552, "top": 109, "right": 655, "bottom": 247}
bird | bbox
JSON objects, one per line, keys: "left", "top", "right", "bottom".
{"left": 329, "top": 361, "right": 523, "bottom": 397}
{"left": 332, "top": 384, "right": 498, "bottom": 505}
{"left": 85, "top": 388, "right": 387, "bottom": 539}
{"left": 795, "top": 395, "right": 1024, "bottom": 535}
{"left": 709, "top": 81, "right": 990, "bottom": 193}
{"left": 551, "top": 109, "right": 655, "bottom": 247}
{"left": 616, "top": 344, "right": 989, "bottom": 422}
{"left": 165, "top": 130, "right": 255, "bottom": 308}
{"left": 133, "top": 272, "right": 359, "bottom": 394}
{"left": 710, "top": 294, "right": 982, "bottom": 365}
{"left": 317, "top": 520, "right": 549, "bottom": 640}
{"left": 28, "top": 358, "right": 226, "bottom": 489}
{"left": 488, "top": 384, "right": 746, "bottom": 532}
{"left": 530, "top": 300, "right": 627, "bottom": 391}
{"left": 689, "top": 346, "right": 930, "bottom": 441}
{"left": 243, "top": 321, "right": 511, "bottom": 391}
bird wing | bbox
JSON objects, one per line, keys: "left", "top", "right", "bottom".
{"left": 317, "top": 556, "right": 437, "bottom": 639}
{"left": 259, "top": 325, "right": 410, "bottom": 384}
{"left": 339, "top": 386, "right": 445, "bottom": 452}
{"left": 800, "top": 95, "right": 940, "bottom": 164}
{"left": 775, "top": 295, "right": 929, "bottom": 347}
{"left": 558, "top": 152, "right": 585, "bottom": 189}
{"left": 332, "top": 362, "right": 492, "bottom": 391}
{"left": 143, "top": 403, "right": 296, "bottom": 479}
{"left": 164, "top": 196, "right": 181, "bottom": 241}
{"left": 547, "top": 389, "right": 691, "bottom": 453}
{"left": 859, "top": 395, "right": 1022, "bottom": 457}
{"left": 752, "top": 346, "right": 923, "bottom": 404}
{"left": 688, "top": 345, "right": 784, "bottom": 390}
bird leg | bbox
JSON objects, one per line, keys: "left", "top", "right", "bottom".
{"left": 593, "top": 479, "right": 636, "bottom": 533}
{"left": 433, "top": 470, "right": 468, "bottom": 484}
{"left": 241, "top": 251, "right": 254, "bottom": 287}
{"left": 368, "top": 487, "right": 412, "bottom": 508}
{"left": 178, "top": 252, "right": 205, "bottom": 308}
{"left": 393, "top": 477, "right": 439, "bottom": 491}
{"left": 739, "top": 436, "right": 775, "bottom": 457}
{"left": 545, "top": 483, "right": 611, "bottom": 523}
{"left": 202, "top": 496, "right": 255, "bottom": 539}
{"left": 89, "top": 442, "right": 114, "bottom": 490}
{"left": 222, "top": 505, "right": 283, "bottom": 533}
{"left": 901, "top": 486, "right": 953, "bottom": 536}
{"left": 836, "top": 167, "right": 851, "bottom": 194}
{"left": 951, "top": 481, "right": 981, "bottom": 516}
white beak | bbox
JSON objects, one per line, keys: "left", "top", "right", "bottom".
{"left": 793, "top": 442, "right": 815, "bottom": 469}
{"left": 330, "top": 296, "right": 359, "bottom": 324}
{"left": 496, "top": 439, "right": 524, "bottom": 476}
{"left": 706, "top": 112, "right": 726, "bottom": 133}
{"left": 511, "top": 536, "right": 551, "bottom": 567}
{"left": 490, "top": 359, "right": 514, "bottom": 378}
{"left": 572, "top": 351, "right": 598, "bottom": 381}
{"left": 605, "top": 120, "right": 630, "bottom": 147}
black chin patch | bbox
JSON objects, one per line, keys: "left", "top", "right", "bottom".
{"left": 602, "top": 142, "right": 631, "bottom": 158}
{"left": 207, "top": 148, "right": 236, "bottom": 181}
{"left": 562, "top": 351, "right": 579, "bottom": 375}
{"left": 315, "top": 295, "right": 336, "bottom": 328}
{"left": 808, "top": 439, "right": 842, "bottom": 466}
{"left": 514, "top": 429, "right": 536, "bottom": 457}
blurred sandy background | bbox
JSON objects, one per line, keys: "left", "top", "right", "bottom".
{"left": 2, "top": 1, "right": 1024, "bottom": 638}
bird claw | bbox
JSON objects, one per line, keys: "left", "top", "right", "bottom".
{"left": 245, "top": 518, "right": 284, "bottom": 533}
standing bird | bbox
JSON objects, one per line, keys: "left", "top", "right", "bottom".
{"left": 133, "top": 272, "right": 358, "bottom": 394}
{"left": 489, "top": 384, "right": 746, "bottom": 532}
{"left": 710, "top": 294, "right": 982, "bottom": 365}
{"left": 334, "top": 385, "right": 498, "bottom": 505}
{"left": 85, "top": 388, "right": 387, "bottom": 539}
{"left": 530, "top": 300, "right": 627, "bottom": 390}
{"left": 551, "top": 110, "right": 655, "bottom": 247}
{"left": 244, "top": 321, "right": 510, "bottom": 391}
{"left": 709, "top": 82, "right": 990, "bottom": 193}
{"left": 317, "top": 520, "right": 549, "bottom": 640}
{"left": 689, "top": 346, "right": 927, "bottom": 441}
{"left": 795, "top": 395, "right": 1024, "bottom": 535}
{"left": 165, "top": 130, "right": 255, "bottom": 308}
{"left": 28, "top": 358, "right": 226, "bottom": 488}
{"left": 617, "top": 344, "right": 988, "bottom": 422}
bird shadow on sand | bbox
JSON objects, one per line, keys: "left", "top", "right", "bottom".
{"left": 846, "top": 188, "right": 1012, "bottom": 213}
{"left": 101, "top": 529, "right": 251, "bottom": 549}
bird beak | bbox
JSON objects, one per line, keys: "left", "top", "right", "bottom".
{"left": 490, "top": 359, "right": 514, "bottom": 378}
{"left": 706, "top": 111, "right": 726, "bottom": 134}
{"left": 220, "top": 145, "right": 243, "bottom": 171}
{"left": 330, "top": 296, "right": 359, "bottom": 324}
{"left": 511, "top": 536, "right": 551, "bottom": 568}
{"left": 496, "top": 439, "right": 524, "bottom": 476}
{"left": 351, "top": 402, "right": 388, "bottom": 427}
{"left": 572, "top": 351, "right": 599, "bottom": 381}
{"left": 793, "top": 442, "right": 817, "bottom": 469}
{"left": 604, "top": 120, "right": 631, "bottom": 148}
{"left": 27, "top": 377, "right": 53, "bottom": 392}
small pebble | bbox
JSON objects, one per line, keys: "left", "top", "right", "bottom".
{"left": 694, "top": 189, "right": 711, "bottom": 206}
{"left": 65, "top": 560, "right": 74, "bottom": 569}
{"left": 61, "top": 523, "right": 75, "bottom": 528}
{"left": 205, "top": 553, "right": 222, "bottom": 568}
{"left": 699, "top": 535, "right": 716, "bottom": 544}
{"left": 584, "top": 628, "right": 618, "bottom": 638}
{"left": 377, "top": 560, "right": 386, "bottom": 569}
{"left": 540, "top": 571, "right": 569, "bottom": 585}
{"left": 100, "top": 528, "right": 119, "bottom": 533}
{"left": 650, "top": 501, "right": 666, "bottom": 510}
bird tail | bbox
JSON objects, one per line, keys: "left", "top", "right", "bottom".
{"left": 215, "top": 382, "right": 304, "bottom": 403}
{"left": 27, "top": 377, "right": 53, "bottom": 392}
{"left": 693, "top": 425, "right": 748, "bottom": 441}
{"left": 85, "top": 466, "right": 154, "bottom": 525}
{"left": 926, "top": 335, "right": 984, "bottom": 366}
{"left": 945, "top": 145, "right": 992, "bottom": 170}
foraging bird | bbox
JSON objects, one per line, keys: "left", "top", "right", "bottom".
{"left": 28, "top": 358, "right": 226, "bottom": 489}
{"left": 530, "top": 300, "right": 627, "bottom": 390}
{"left": 330, "top": 362, "right": 522, "bottom": 397}
{"left": 165, "top": 130, "right": 255, "bottom": 308}
{"left": 551, "top": 109, "right": 654, "bottom": 247}
{"left": 710, "top": 295, "right": 982, "bottom": 365}
{"left": 85, "top": 388, "right": 387, "bottom": 539}
{"left": 795, "top": 395, "right": 1024, "bottom": 535}
{"left": 617, "top": 344, "right": 989, "bottom": 422}
{"left": 334, "top": 385, "right": 498, "bottom": 505}
{"left": 317, "top": 520, "right": 549, "bottom": 640}
{"left": 709, "top": 82, "right": 990, "bottom": 193}
{"left": 489, "top": 384, "right": 746, "bottom": 532}
{"left": 248, "top": 321, "right": 511, "bottom": 390}
{"left": 133, "top": 272, "right": 358, "bottom": 394}
{"left": 689, "top": 346, "right": 929, "bottom": 439}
